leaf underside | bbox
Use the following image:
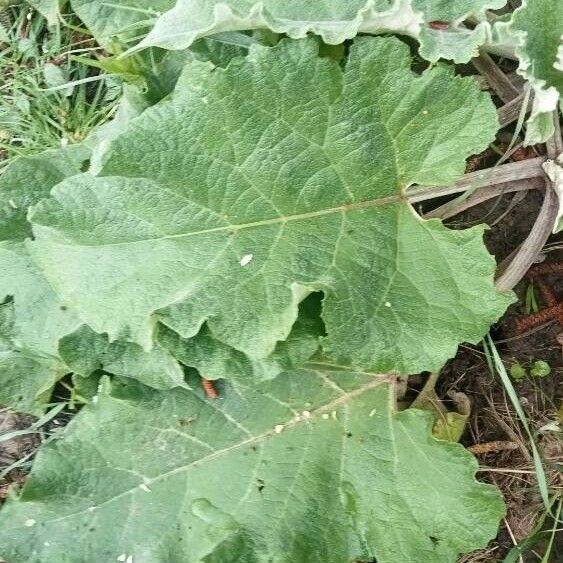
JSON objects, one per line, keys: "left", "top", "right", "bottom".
{"left": 128, "top": 0, "right": 506, "bottom": 63}
{"left": 0, "top": 368, "right": 505, "bottom": 563}
{"left": 511, "top": 0, "right": 563, "bottom": 144}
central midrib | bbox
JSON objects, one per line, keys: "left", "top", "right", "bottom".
{"left": 48, "top": 193, "right": 405, "bottom": 248}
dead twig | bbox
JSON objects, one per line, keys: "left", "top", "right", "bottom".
{"left": 496, "top": 112, "right": 562, "bottom": 290}
{"left": 469, "top": 441, "right": 519, "bottom": 455}
{"left": 498, "top": 93, "right": 533, "bottom": 128}
{"left": 495, "top": 179, "right": 559, "bottom": 290}
{"left": 472, "top": 51, "right": 520, "bottom": 103}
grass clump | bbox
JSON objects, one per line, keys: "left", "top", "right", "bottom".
{"left": 0, "top": 5, "right": 119, "bottom": 168}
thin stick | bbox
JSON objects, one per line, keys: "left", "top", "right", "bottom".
{"left": 472, "top": 51, "right": 520, "bottom": 103}
{"left": 477, "top": 467, "right": 537, "bottom": 474}
{"left": 546, "top": 111, "right": 563, "bottom": 159}
{"left": 504, "top": 518, "right": 524, "bottom": 563}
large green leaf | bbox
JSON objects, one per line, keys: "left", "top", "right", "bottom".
{"left": 0, "top": 145, "right": 89, "bottom": 242}
{"left": 59, "top": 324, "right": 187, "bottom": 390}
{"left": 0, "top": 302, "right": 65, "bottom": 415}
{"left": 158, "top": 293, "right": 323, "bottom": 380}
{"left": 511, "top": 0, "right": 563, "bottom": 144}
{"left": 28, "top": 37, "right": 513, "bottom": 374}
{"left": 130, "top": 0, "right": 506, "bottom": 62}
{"left": 0, "top": 241, "right": 81, "bottom": 358}
{"left": 0, "top": 241, "right": 80, "bottom": 413}
{"left": 0, "top": 146, "right": 186, "bottom": 412}
{"left": 0, "top": 147, "right": 89, "bottom": 413}
{"left": 70, "top": 0, "right": 174, "bottom": 48}
{"left": 0, "top": 368, "right": 504, "bottom": 562}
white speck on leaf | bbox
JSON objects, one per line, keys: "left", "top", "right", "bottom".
{"left": 126, "top": 556, "right": 134, "bottom": 563}
{"left": 8, "top": 199, "right": 17, "bottom": 209}
{"left": 139, "top": 483, "right": 151, "bottom": 493}
{"left": 369, "top": 409, "right": 377, "bottom": 417}
{"left": 321, "top": 413, "right": 329, "bottom": 420}
{"left": 87, "top": 506, "right": 97, "bottom": 512}
{"left": 240, "top": 254, "right": 253, "bottom": 266}
{"left": 302, "top": 410, "right": 311, "bottom": 418}
{"left": 117, "top": 555, "right": 127, "bottom": 562}
{"left": 384, "top": 301, "right": 391, "bottom": 307}
{"left": 274, "top": 424, "right": 284, "bottom": 434}
{"left": 25, "top": 519, "right": 36, "bottom": 527}
{"left": 331, "top": 411, "right": 338, "bottom": 421}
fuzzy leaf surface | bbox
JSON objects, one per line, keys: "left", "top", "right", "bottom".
{"left": 0, "top": 146, "right": 186, "bottom": 411}
{"left": 131, "top": 0, "right": 506, "bottom": 62}
{"left": 511, "top": 0, "right": 563, "bottom": 144}
{"left": 0, "top": 303, "right": 64, "bottom": 415}
{"left": 0, "top": 368, "right": 504, "bottom": 562}
{"left": 0, "top": 145, "right": 89, "bottom": 242}
{"left": 59, "top": 324, "right": 187, "bottom": 390}
{"left": 28, "top": 37, "right": 513, "bottom": 374}
{"left": 157, "top": 293, "right": 323, "bottom": 380}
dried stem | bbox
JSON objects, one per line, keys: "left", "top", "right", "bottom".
{"left": 424, "top": 177, "right": 543, "bottom": 220}
{"left": 546, "top": 111, "right": 563, "bottom": 159}
{"left": 472, "top": 51, "right": 520, "bottom": 103}
{"left": 497, "top": 112, "right": 563, "bottom": 290}
{"left": 495, "top": 178, "right": 559, "bottom": 291}
{"left": 498, "top": 93, "right": 532, "bottom": 128}
{"left": 406, "top": 158, "right": 546, "bottom": 204}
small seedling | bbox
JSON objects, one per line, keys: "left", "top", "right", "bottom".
{"left": 509, "top": 359, "right": 552, "bottom": 380}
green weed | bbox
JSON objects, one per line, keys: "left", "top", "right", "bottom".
{"left": 0, "top": 6, "right": 119, "bottom": 167}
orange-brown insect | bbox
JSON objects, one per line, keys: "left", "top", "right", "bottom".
{"left": 201, "top": 377, "right": 219, "bottom": 399}
{"left": 429, "top": 21, "right": 450, "bottom": 30}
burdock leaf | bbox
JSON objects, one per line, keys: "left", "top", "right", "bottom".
{"left": 28, "top": 37, "right": 513, "bottom": 375}
{"left": 0, "top": 367, "right": 504, "bottom": 562}
{"left": 511, "top": 0, "right": 563, "bottom": 144}
{"left": 131, "top": 0, "right": 507, "bottom": 63}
